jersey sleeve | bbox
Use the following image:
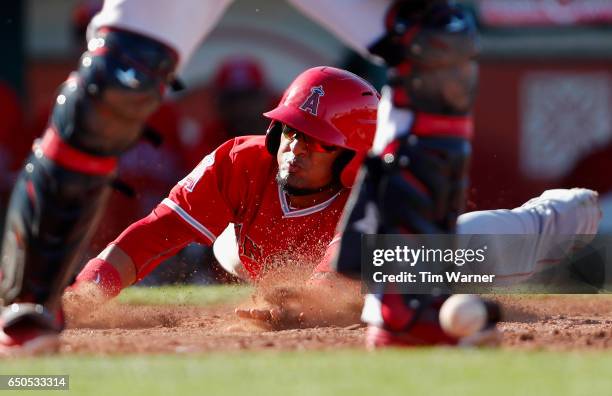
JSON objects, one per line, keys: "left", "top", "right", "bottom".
{"left": 164, "top": 138, "right": 245, "bottom": 244}
{"left": 312, "top": 233, "right": 343, "bottom": 274}
{"left": 112, "top": 203, "right": 196, "bottom": 281}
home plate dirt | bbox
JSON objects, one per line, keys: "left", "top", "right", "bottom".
{"left": 60, "top": 296, "right": 612, "bottom": 354}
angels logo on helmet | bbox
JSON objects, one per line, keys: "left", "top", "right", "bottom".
{"left": 299, "top": 85, "right": 325, "bottom": 116}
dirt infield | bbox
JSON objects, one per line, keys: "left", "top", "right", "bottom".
{"left": 496, "top": 296, "right": 612, "bottom": 350}
{"left": 60, "top": 295, "right": 612, "bottom": 354}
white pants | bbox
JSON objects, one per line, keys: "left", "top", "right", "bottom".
{"left": 90, "top": 0, "right": 388, "bottom": 71}
{"left": 458, "top": 188, "right": 600, "bottom": 283}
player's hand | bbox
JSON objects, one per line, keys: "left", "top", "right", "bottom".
{"left": 62, "top": 280, "right": 113, "bottom": 324}
{"left": 235, "top": 274, "right": 362, "bottom": 330}
{"left": 234, "top": 287, "right": 306, "bottom": 329}
{"left": 235, "top": 307, "right": 279, "bottom": 322}
{"left": 63, "top": 279, "right": 110, "bottom": 303}
{"left": 234, "top": 306, "right": 305, "bottom": 326}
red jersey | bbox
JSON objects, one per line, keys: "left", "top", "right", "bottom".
{"left": 113, "top": 135, "right": 349, "bottom": 280}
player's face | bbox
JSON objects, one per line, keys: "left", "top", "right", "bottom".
{"left": 276, "top": 125, "right": 344, "bottom": 190}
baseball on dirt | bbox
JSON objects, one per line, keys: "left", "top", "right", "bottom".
{"left": 439, "top": 294, "right": 487, "bottom": 338}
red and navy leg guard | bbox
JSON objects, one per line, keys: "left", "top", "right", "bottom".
{"left": 0, "top": 28, "right": 178, "bottom": 312}
{"left": 0, "top": 143, "right": 114, "bottom": 311}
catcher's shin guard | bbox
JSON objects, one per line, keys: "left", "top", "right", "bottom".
{"left": 334, "top": 0, "right": 477, "bottom": 276}
{"left": 334, "top": 1, "right": 482, "bottom": 346}
{"left": 0, "top": 153, "right": 113, "bottom": 309}
{"left": 0, "top": 28, "right": 178, "bottom": 310}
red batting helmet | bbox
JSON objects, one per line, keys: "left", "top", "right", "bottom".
{"left": 264, "top": 66, "right": 379, "bottom": 187}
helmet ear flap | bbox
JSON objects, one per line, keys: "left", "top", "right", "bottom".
{"left": 333, "top": 150, "right": 355, "bottom": 187}
{"left": 340, "top": 151, "right": 368, "bottom": 187}
{"left": 265, "top": 121, "right": 283, "bottom": 155}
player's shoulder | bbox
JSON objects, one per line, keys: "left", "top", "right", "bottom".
{"left": 229, "top": 135, "right": 267, "bottom": 152}
{"left": 223, "top": 135, "right": 270, "bottom": 162}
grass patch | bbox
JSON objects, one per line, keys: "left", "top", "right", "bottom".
{"left": 117, "top": 285, "right": 253, "bottom": 306}
{"left": 2, "top": 349, "right": 612, "bottom": 396}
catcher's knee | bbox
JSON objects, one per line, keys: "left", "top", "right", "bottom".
{"left": 369, "top": 1, "right": 479, "bottom": 115}
{"left": 364, "top": 2, "right": 477, "bottom": 233}
{"left": 49, "top": 28, "right": 179, "bottom": 160}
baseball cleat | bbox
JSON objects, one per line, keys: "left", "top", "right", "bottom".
{"left": 365, "top": 321, "right": 458, "bottom": 349}
{"left": 457, "top": 326, "right": 502, "bottom": 347}
{"left": 0, "top": 303, "right": 62, "bottom": 357}
{"left": 363, "top": 294, "right": 502, "bottom": 349}
{"left": 458, "top": 298, "right": 503, "bottom": 347}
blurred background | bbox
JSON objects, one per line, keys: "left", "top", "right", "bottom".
{"left": 0, "top": 0, "right": 611, "bottom": 283}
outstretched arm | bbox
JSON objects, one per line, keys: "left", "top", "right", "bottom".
{"left": 72, "top": 203, "right": 202, "bottom": 298}
{"left": 70, "top": 137, "right": 250, "bottom": 300}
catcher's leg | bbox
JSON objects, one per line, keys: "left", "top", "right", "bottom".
{"left": 0, "top": 28, "right": 180, "bottom": 355}
{"left": 312, "top": 1, "right": 499, "bottom": 346}
{"left": 0, "top": 1, "right": 234, "bottom": 356}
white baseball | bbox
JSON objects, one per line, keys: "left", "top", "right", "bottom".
{"left": 439, "top": 294, "right": 487, "bottom": 338}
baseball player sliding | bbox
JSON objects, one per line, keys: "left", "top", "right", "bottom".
{"left": 69, "top": 66, "right": 599, "bottom": 338}
{"left": 0, "top": 0, "right": 601, "bottom": 355}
